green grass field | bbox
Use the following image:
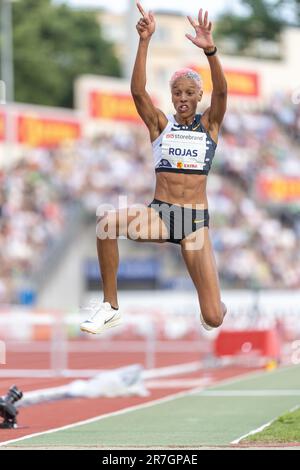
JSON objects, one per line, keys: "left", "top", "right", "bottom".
{"left": 244, "top": 407, "right": 300, "bottom": 444}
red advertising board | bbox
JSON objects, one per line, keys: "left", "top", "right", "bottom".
{"left": 191, "top": 66, "right": 259, "bottom": 97}
{"left": 17, "top": 114, "right": 81, "bottom": 148}
{"left": 89, "top": 91, "right": 141, "bottom": 123}
{"left": 256, "top": 175, "right": 300, "bottom": 203}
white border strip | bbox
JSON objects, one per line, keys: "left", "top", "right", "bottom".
{"left": 231, "top": 420, "right": 275, "bottom": 444}
{"left": 0, "top": 361, "right": 202, "bottom": 379}
{"left": 231, "top": 404, "right": 300, "bottom": 444}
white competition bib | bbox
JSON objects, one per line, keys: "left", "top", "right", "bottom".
{"left": 161, "top": 130, "right": 207, "bottom": 170}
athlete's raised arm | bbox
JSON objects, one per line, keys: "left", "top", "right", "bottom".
{"left": 186, "top": 8, "right": 227, "bottom": 132}
{"left": 131, "top": 2, "right": 167, "bottom": 141}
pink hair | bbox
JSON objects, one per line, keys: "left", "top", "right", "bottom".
{"left": 170, "top": 68, "right": 203, "bottom": 90}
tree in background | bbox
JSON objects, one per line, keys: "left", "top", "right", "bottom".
{"left": 215, "top": 0, "right": 299, "bottom": 55}
{"left": 11, "top": 0, "right": 121, "bottom": 107}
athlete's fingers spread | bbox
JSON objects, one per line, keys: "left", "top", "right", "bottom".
{"left": 187, "top": 15, "right": 197, "bottom": 29}
{"left": 203, "top": 10, "right": 208, "bottom": 26}
{"left": 198, "top": 8, "right": 203, "bottom": 25}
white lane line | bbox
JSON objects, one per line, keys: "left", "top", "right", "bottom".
{"left": 231, "top": 404, "right": 300, "bottom": 444}
{"left": 231, "top": 420, "right": 275, "bottom": 445}
{"left": 146, "top": 378, "right": 212, "bottom": 389}
{"left": 0, "top": 361, "right": 202, "bottom": 379}
{"left": 196, "top": 390, "right": 300, "bottom": 397}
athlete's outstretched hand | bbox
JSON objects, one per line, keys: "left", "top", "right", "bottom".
{"left": 136, "top": 2, "right": 155, "bottom": 40}
{"left": 186, "top": 9, "right": 215, "bottom": 50}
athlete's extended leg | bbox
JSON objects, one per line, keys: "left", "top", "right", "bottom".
{"left": 96, "top": 206, "right": 169, "bottom": 308}
{"left": 97, "top": 237, "right": 119, "bottom": 309}
{"left": 81, "top": 206, "right": 168, "bottom": 334}
{"left": 181, "top": 228, "right": 227, "bottom": 329}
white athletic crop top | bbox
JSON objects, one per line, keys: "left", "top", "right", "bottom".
{"left": 152, "top": 113, "right": 217, "bottom": 175}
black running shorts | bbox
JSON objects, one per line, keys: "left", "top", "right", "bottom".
{"left": 148, "top": 198, "right": 209, "bottom": 244}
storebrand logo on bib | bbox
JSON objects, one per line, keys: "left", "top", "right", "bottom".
{"left": 174, "top": 133, "right": 204, "bottom": 142}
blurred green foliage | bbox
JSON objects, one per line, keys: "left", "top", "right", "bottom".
{"left": 9, "top": 0, "right": 121, "bottom": 107}
{"left": 215, "top": 0, "right": 300, "bottom": 54}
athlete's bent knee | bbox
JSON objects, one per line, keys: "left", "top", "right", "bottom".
{"left": 203, "top": 303, "right": 226, "bottom": 328}
{"left": 206, "top": 314, "right": 223, "bottom": 328}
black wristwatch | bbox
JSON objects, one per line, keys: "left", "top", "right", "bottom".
{"left": 204, "top": 46, "right": 217, "bottom": 56}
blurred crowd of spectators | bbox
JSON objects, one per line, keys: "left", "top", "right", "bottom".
{"left": 0, "top": 158, "right": 67, "bottom": 303}
{"left": 270, "top": 90, "right": 300, "bottom": 141}
{"left": 0, "top": 106, "right": 299, "bottom": 303}
{"left": 0, "top": 130, "right": 155, "bottom": 303}
{"left": 210, "top": 110, "right": 300, "bottom": 289}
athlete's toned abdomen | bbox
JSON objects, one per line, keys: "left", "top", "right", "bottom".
{"left": 154, "top": 172, "right": 208, "bottom": 208}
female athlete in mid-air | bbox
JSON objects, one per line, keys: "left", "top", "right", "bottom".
{"left": 80, "top": 3, "right": 227, "bottom": 334}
